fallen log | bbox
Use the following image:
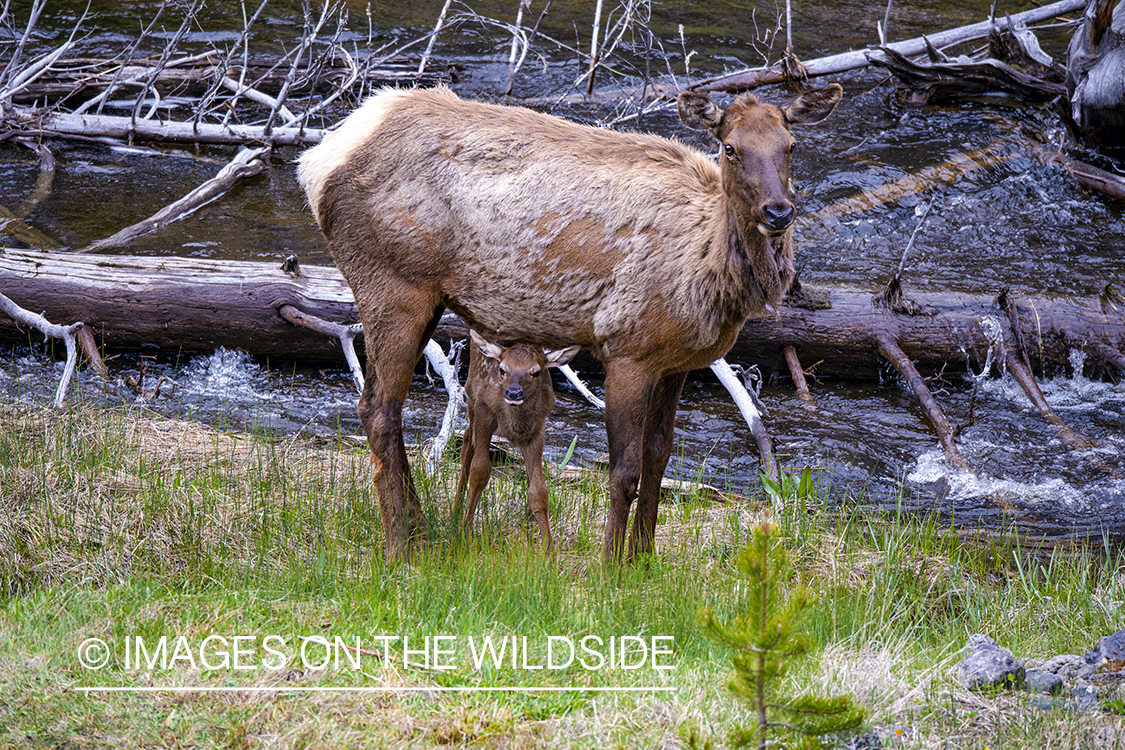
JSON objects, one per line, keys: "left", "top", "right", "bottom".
{"left": 4, "top": 54, "right": 458, "bottom": 106}
{"left": 865, "top": 45, "right": 1067, "bottom": 104}
{"left": 737, "top": 280, "right": 1125, "bottom": 381}
{"left": 3, "top": 108, "right": 324, "bottom": 146}
{"left": 1, "top": 249, "right": 1122, "bottom": 385}
{"left": 539, "top": 0, "right": 1085, "bottom": 104}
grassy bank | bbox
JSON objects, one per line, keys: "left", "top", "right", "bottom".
{"left": 1, "top": 404, "right": 1122, "bottom": 749}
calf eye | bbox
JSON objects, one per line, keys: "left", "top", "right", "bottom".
{"left": 787, "top": 140, "right": 797, "bottom": 154}
{"left": 723, "top": 143, "right": 736, "bottom": 158}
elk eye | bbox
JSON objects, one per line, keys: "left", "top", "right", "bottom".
{"left": 498, "top": 365, "right": 507, "bottom": 376}
{"left": 787, "top": 140, "right": 797, "bottom": 154}
{"left": 723, "top": 143, "right": 736, "bottom": 158}
{"left": 530, "top": 369, "right": 541, "bottom": 379}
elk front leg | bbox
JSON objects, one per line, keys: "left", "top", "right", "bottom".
{"left": 630, "top": 371, "right": 687, "bottom": 559}
{"left": 519, "top": 436, "right": 554, "bottom": 555}
{"left": 602, "top": 360, "right": 658, "bottom": 563}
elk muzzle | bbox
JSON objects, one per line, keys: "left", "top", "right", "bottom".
{"left": 504, "top": 383, "right": 526, "bottom": 405}
{"left": 758, "top": 201, "right": 795, "bottom": 236}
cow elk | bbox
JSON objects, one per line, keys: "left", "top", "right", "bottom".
{"left": 297, "top": 83, "right": 842, "bottom": 562}
{"left": 453, "top": 330, "right": 579, "bottom": 554}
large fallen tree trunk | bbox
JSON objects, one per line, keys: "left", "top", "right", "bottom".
{"left": 1, "top": 249, "right": 1121, "bottom": 383}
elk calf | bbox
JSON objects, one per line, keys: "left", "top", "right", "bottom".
{"left": 453, "top": 330, "right": 579, "bottom": 554}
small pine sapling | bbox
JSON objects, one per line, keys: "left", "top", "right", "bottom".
{"left": 700, "top": 520, "right": 865, "bottom": 749}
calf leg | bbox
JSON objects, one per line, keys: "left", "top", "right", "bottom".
{"left": 602, "top": 360, "right": 658, "bottom": 563}
{"left": 452, "top": 405, "right": 476, "bottom": 524}
{"left": 629, "top": 371, "right": 688, "bottom": 559}
{"left": 459, "top": 411, "right": 498, "bottom": 537}
{"left": 518, "top": 435, "right": 554, "bottom": 555}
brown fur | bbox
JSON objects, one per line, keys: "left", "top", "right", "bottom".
{"left": 453, "top": 331, "right": 579, "bottom": 554}
{"left": 297, "top": 83, "right": 842, "bottom": 561}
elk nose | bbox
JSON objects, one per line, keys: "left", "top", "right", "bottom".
{"left": 504, "top": 383, "right": 525, "bottom": 404}
{"left": 763, "top": 203, "right": 794, "bottom": 231}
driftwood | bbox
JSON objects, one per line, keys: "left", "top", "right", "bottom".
{"left": 0, "top": 289, "right": 104, "bottom": 407}
{"left": 866, "top": 46, "right": 1067, "bottom": 104}
{"left": 2, "top": 249, "right": 1121, "bottom": 480}
{"left": 4, "top": 54, "right": 457, "bottom": 107}
{"left": 2, "top": 249, "right": 1122, "bottom": 384}
{"left": 4, "top": 108, "right": 325, "bottom": 146}
{"left": 547, "top": 0, "right": 1086, "bottom": 103}
{"left": 80, "top": 146, "right": 268, "bottom": 253}
{"left": 1066, "top": 0, "right": 1125, "bottom": 152}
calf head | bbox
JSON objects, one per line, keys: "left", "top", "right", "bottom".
{"left": 470, "top": 330, "right": 579, "bottom": 407}
{"left": 678, "top": 84, "right": 843, "bottom": 236}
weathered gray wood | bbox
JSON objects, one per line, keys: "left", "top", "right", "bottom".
{"left": 0, "top": 248, "right": 356, "bottom": 359}
{"left": 5, "top": 108, "right": 325, "bottom": 146}
{"left": 542, "top": 0, "right": 1085, "bottom": 103}
{"left": 1066, "top": 0, "right": 1125, "bottom": 152}
{"left": 0, "top": 249, "right": 1122, "bottom": 384}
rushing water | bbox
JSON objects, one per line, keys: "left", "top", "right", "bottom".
{"left": 2, "top": 1, "right": 1123, "bottom": 540}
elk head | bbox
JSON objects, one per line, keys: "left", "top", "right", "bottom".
{"left": 469, "top": 330, "right": 579, "bottom": 407}
{"left": 678, "top": 84, "right": 843, "bottom": 236}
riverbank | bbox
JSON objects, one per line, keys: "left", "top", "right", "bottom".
{"left": 1, "top": 403, "right": 1122, "bottom": 748}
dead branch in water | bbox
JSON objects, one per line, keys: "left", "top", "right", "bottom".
{"left": 0, "top": 290, "right": 84, "bottom": 408}
{"left": 782, "top": 346, "right": 816, "bottom": 409}
{"left": 79, "top": 146, "right": 267, "bottom": 253}
{"left": 531, "top": 0, "right": 1085, "bottom": 105}
{"left": 876, "top": 331, "right": 973, "bottom": 473}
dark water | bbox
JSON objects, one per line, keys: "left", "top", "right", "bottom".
{"left": 2, "top": 1, "right": 1123, "bottom": 540}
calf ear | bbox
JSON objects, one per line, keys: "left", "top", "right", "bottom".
{"left": 544, "top": 345, "right": 581, "bottom": 368}
{"left": 677, "top": 91, "right": 725, "bottom": 131}
{"left": 780, "top": 83, "right": 843, "bottom": 125}
{"left": 470, "top": 329, "right": 506, "bottom": 361}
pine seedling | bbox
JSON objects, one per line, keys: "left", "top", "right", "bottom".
{"left": 700, "top": 520, "right": 865, "bottom": 749}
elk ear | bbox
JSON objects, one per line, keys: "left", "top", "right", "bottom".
{"left": 544, "top": 345, "right": 580, "bottom": 368}
{"left": 677, "top": 91, "right": 725, "bottom": 131}
{"left": 470, "top": 330, "right": 506, "bottom": 361}
{"left": 780, "top": 83, "right": 843, "bottom": 126}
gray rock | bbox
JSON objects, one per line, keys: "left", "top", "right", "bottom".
{"left": 1026, "top": 669, "right": 1065, "bottom": 695}
{"left": 1072, "top": 684, "right": 1103, "bottom": 712}
{"left": 1078, "top": 628, "right": 1125, "bottom": 686}
{"left": 959, "top": 634, "right": 1026, "bottom": 692}
{"left": 840, "top": 730, "right": 883, "bottom": 749}
{"left": 1033, "top": 653, "right": 1083, "bottom": 680}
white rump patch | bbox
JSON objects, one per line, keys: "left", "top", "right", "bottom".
{"left": 296, "top": 86, "right": 413, "bottom": 224}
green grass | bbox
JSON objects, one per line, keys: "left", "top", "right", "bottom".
{"left": 0, "top": 403, "right": 1122, "bottom": 748}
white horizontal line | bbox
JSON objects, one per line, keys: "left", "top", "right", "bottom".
{"left": 77, "top": 685, "right": 674, "bottom": 694}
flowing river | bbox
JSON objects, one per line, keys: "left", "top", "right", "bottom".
{"left": 1, "top": 0, "right": 1123, "bottom": 541}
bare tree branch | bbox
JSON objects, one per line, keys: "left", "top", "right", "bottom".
{"left": 0, "top": 290, "right": 84, "bottom": 408}
{"left": 79, "top": 146, "right": 268, "bottom": 253}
